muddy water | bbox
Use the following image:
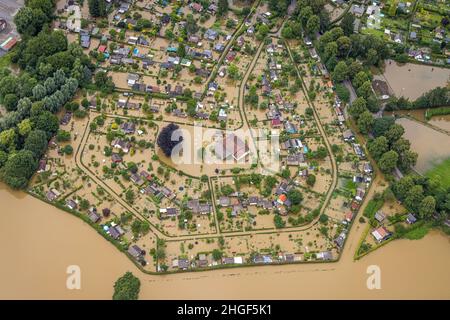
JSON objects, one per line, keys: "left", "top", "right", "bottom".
{"left": 396, "top": 117, "right": 450, "bottom": 173}
{"left": 391, "top": 109, "right": 450, "bottom": 132}
{"left": 1, "top": 185, "right": 450, "bottom": 299}
{"left": 382, "top": 60, "right": 450, "bottom": 100}
{"left": 429, "top": 115, "right": 450, "bottom": 132}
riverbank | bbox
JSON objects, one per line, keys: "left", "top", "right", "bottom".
{"left": 1, "top": 186, "right": 449, "bottom": 299}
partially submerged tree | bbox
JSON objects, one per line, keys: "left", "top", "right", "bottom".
{"left": 112, "top": 272, "right": 140, "bottom": 300}
{"left": 157, "top": 123, "right": 183, "bottom": 157}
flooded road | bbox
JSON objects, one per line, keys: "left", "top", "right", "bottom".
{"left": 396, "top": 117, "right": 450, "bottom": 173}
{"left": 0, "top": 184, "right": 449, "bottom": 299}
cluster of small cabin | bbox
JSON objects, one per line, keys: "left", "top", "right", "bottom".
{"left": 334, "top": 162, "right": 374, "bottom": 249}
{"left": 216, "top": 179, "right": 301, "bottom": 216}
{"left": 171, "top": 249, "right": 333, "bottom": 271}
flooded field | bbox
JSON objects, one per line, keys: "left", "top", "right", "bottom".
{"left": 390, "top": 109, "right": 450, "bottom": 133}
{"left": 382, "top": 60, "right": 450, "bottom": 100}
{"left": 396, "top": 117, "right": 450, "bottom": 173}
{"left": 1, "top": 185, "right": 450, "bottom": 299}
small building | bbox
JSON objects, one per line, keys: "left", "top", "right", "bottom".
{"left": 406, "top": 213, "right": 417, "bottom": 224}
{"left": 334, "top": 232, "right": 346, "bottom": 248}
{"left": 343, "top": 129, "right": 355, "bottom": 142}
{"left": 128, "top": 245, "right": 144, "bottom": 260}
{"left": 111, "top": 153, "right": 122, "bottom": 163}
{"left": 130, "top": 173, "right": 144, "bottom": 186}
{"left": 372, "top": 226, "right": 391, "bottom": 243}
{"left": 66, "top": 199, "right": 78, "bottom": 210}
{"left": 160, "top": 207, "right": 178, "bottom": 218}
{"left": 204, "top": 29, "right": 218, "bottom": 41}
{"left": 316, "top": 251, "right": 333, "bottom": 261}
{"left": 120, "top": 122, "right": 136, "bottom": 134}
{"left": 127, "top": 73, "right": 140, "bottom": 87}
{"left": 374, "top": 211, "right": 386, "bottom": 223}
{"left": 218, "top": 196, "right": 231, "bottom": 207}
{"left": 355, "top": 187, "right": 366, "bottom": 202}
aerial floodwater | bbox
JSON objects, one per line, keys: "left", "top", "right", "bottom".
{"left": 1, "top": 185, "right": 449, "bottom": 299}
{"left": 396, "top": 117, "right": 450, "bottom": 174}
{"left": 382, "top": 60, "right": 450, "bottom": 100}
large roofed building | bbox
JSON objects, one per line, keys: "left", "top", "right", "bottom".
{"left": 215, "top": 133, "right": 250, "bottom": 161}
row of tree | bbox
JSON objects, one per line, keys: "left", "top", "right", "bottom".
{"left": 386, "top": 87, "right": 450, "bottom": 111}
{"left": 0, "top": 2, "right": 92, "bottom": 189}
{"left": 392, "top": 174, "right": 449, "bottom": 221}
{"left": 0, "top": 70, "right": 79, "bottom": 188}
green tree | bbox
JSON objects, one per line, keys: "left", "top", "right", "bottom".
{"left": 335, "top": 83, "right": 350, "bottom": 102}
{"left": 228, "top": 63, "right": 240, "bottom": 80}
{"left": 24, "top": 130, "right": 48, "bottom": 160}
{"left": 378, "top": 150, "right": 399, "bottom": 173}
{"left": 218, "top": 0, "right": 229, "bottom": 16}
{"left": 3, "top": 94, "right": 19, "bottom": 111}
{"left": 17, "top": 119, "right": 32, "bottom": 137}
{"left": 418, "top": 196, "right": 436, "bottom": 219}
{"left": 306, "top": 174, "right": 316, "bottom": 187}
{"left": 274, "top": 215, "right": 286, "bottom": 228}
{"left": 1, "top": 150, "right": 37, "bottom": 189}
{"left": 88, "top": 0, "right": 106, "bottom": 17}
{"left": 33, "top": 111, "right": 59, "bottom": 139}
{"left": 332, "top": 61, "right": 349, "bottom": 82}
{"left": 398, "top": 150, "right": 418, "bottom": 172}
{"left": 405, "top": 185, "right": 424, "bottom": 212}
{"left": 212, "top": 249, "right": 223, "bottom": 261}
{"left": 112, "top": 272, "right": 140, "bottom": 300}
{"left": 306, "top": 15, "right": 320, "bottom": 36}
{"left": 299, "top": 6, "right": 313, "bottom": 27}
{"left": 348, "top": 97, "right": 367, "bottom": 120}
{"left": 340, "top": 13, "right": 355, "bottom": 36}
{"left": 357, "top": 111, "right": 374, "bottom": 134}
{"left": 0, "top": 128, "right": 16, "bottom": 151}
{"left": 368, "top": 136, "right": 388, "bottom": 160}
{"left": 287, "top": 188, "right": 303, "bottom": 205}
{"left": 385, "top": 124, "right": 405, "bottom": 144}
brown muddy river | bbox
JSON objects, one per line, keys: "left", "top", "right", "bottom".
{"left": 1, "top": 184, "right": 449, "bottom": 299}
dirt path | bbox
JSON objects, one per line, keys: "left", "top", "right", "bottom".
{"left": 284, "top": 41, "right": 339, "bottom": 223}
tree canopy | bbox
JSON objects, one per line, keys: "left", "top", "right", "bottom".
{"left": 157, "top": 123, "right": 183, "bottom": 157}
{"left": 112, "top": 272, "right": 141, "bottom": 300}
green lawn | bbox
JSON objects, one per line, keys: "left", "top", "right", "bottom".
{"left": 0, "top": 53, "right": 11, "bottom": 69}
{"left": 426, "top": 157, "right": 450, "bottom": 189}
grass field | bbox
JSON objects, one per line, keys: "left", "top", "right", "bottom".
{"left": 426, "top": 157, "right": 450, "bottom": 189}
{"left": 0, "top": 53, "right": 11, "bottom": 69}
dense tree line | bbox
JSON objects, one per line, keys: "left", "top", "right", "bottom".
{"left": 0, "top": 3, "right": 93, "bottom": 189}
{"left": 392, "top": 174, "right": 449, "bottom": 224}
{"left": 365, "top": 117, "right": 418, "bottom": 174}
{"left": 10, "top": 29, "right": 93, "bottom": 82}
{"left": 386, "top": 87, "right": 450, "bottom": 111}
{"left": 0, "top": 69, "right": 80, "bottom": 188}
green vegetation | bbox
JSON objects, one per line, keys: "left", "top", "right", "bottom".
{"left": 394, "top": 221, "right": 432, "bottom": 240}
{"left": 363, "top": 198, "right": 384, "bottom": 219}
{"left": 387, "top": 87, "right": 450, "bottom": 111}
{"left": 112, "top": 272, "right": 141, "bottom": 300}
{"left": 425, "top": 106, "right": 450, "bottom": 121}
{"left": 426, "top": 158, "right": 450, "bottom": 189}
